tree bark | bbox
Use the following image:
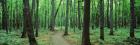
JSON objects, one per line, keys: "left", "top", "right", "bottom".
{"left": 82, "top": 0, "right": 91, "bottom": 45}
{"left": 23, "top": 0, "right": 37, "bottom": 45}
{"left": 2, "top": 0, "right": 9, "bottom": 34}
{"left": 130, "top": 0, "right": 136, "bottom": 38}
{"left": 64, "top": 0, "right": 69, "bottom": 36}
{"left": 15, "top": 0, "right": 20, "bottom": 29}
{"left": 78, "top": 0, "right": 81, "bottom": 30}
{"left": 114, "top": 0, "right": 118, "bottom": 30}
{"left": 35, "top": 0, "right": 39, "bottom": 37}
{"left": 50, "top": 0, "right": 56, "bottom": 31}
{"left": 106, "top": 0, "right": 110, "bottom": 28}
{"left": 99, "top": 0, "right": 104, "bottom": 40}
{"left": 109, "top": 0, "right": 114, "bottom": 35}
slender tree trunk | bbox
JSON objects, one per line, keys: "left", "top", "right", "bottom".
{"left": 13, "top": 9, "right": 16, "bottom": 29}
{"left": 2, "top": 0, "right": 9, "bottom": 34}
{"left": 69, "top": 0, "right": 72, "bottom": 28}
{"left": 78, "top": 0, "right": 81, "bottom": 30}
{"left": 45, "top": 10, "right": 47, "bottom": 28}
{"left": 15, "top": 0, "right": 20, "bottom": 29}
{"left": 35, "top": 0, "right": 39, "bottom": 37}
{"left": 109, "top": 0, "right": 114, "bottom": 35}
{"left": 31, "top": 0, "right": 36, "bottom": 32}
{"left": 9, "top": 0, "right": 13, "bottom": 31}
{"left": 82, "top": 0, "right": 91, "bottom": 45}
{"left": 114, "top": 0, "right": 117, "bottom": 30}
{"left": 73, "top": 0, "right": 76, "bottom": 32}
{"left": 47, "top": 0, "right": 50, "bottom": 28}
{"left": 106, "top": 0, "right": 110, "bottom": 28}
{"left": 130, "top": 0, "right": 136, "bottom": 38}
{"left": 50, "top": 0, "right": 56, "bottom": 31}
{"left": 118, "top": 1, "right": 121, "bottom": 28}
{"left": 91, "top": 0, "right": 95, "bottom": 29}
{"left": 95, "top": 3, "right": 100, "bottom": 27}
{"left": 64, "top": 0, "right": 69, "bottom": 36}
{"left": 99, "top": 0, "right": 104, "bottom": 40}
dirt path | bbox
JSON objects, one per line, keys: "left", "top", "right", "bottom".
{"left": 50, "top": 31, "right": 70, "bottom": 45}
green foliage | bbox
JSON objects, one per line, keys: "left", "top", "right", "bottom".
{"left": 0, "top": 28, "right": 51, "bottom": 45}
{"left": 0, "top": 30, "right": 28, "bottom": 45}
{"left": 65, "top": 27, "right": 140, "bottom": 45}
{"left": 0, "top": 0, "right": 140, "bottom": 45}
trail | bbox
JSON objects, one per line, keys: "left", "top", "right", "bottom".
{"left": 50, "top": 31, "right": 70, "bottom": 45}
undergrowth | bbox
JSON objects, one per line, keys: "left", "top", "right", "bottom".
{"left": 64, "top": 27, "right": 140, "bottom": 45}
{"left": 0, "top": 28, "right": 50, "bottom": 45}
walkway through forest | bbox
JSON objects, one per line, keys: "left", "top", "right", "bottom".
{"left": 50, "top": 31, "right": 71, "bottom": 45}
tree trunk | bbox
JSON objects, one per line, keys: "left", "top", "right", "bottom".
{"left": 23, "top": 0, "right": 37, "bottom": 45}
{"left": 99, "top": 0, "right": 104, "bottom": 40}
{"left": 95, "top": 3, "right": 100, "bottom": 28}
{"left": 106, "top": 0, "right": 110, "bottom": 28}
{"left": 64, "top": 0, "right": 69, "bottom": 36}
{"left": 82, "top": 0, "right": 91, "bottom": 45}
{"left": 35, "top": 0, "right": 39, "bottom": 37}
{"left": 15, "top": 0, "right": 20, "bottom": 29}
{"left": 2, "top": 0, "right": 9, "bottom": 34}
{"left": 50, "top": 0, "right": 56, "bottom": 31}
{"left": 78, "top": 0, "right": 81, "bottom": 30}
{"left": 114, "top": 0, "right": 118, "bottom": 30}
{"left": 91, "top": 0, "right": 95, "bottom": 29}
{"left": 109, "top": 0, "right": 114, "bottom": 35}
{"left": 130, "top": 0, "right": 136, "bottom": 38}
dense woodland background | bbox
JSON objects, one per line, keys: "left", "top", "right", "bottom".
{"left": 0, "top": 0, "right": 140, "bottom": 45}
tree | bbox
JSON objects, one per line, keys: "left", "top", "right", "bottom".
{"left": 114, "top": 0, "right": 118, "bottom": 30}
{"left": 82, "top": 0, "right": 91, "bottom": 45}
{"left": 2, "top": 0, "right": 9, "bottom": 33}
{"left": 95, "top": 2, "right": 100, "bottom": 28}
{"left": 50, "top": 0, "right": 56, "bottom": 31}
{"left": 30, "top": 0, "right": 39, "bottom": 37}
{"left": 106, "top": 0, "right": 110, "bottom": 28}
{"left": 99, "top": 0, "right": 104, "bottom": 40}
{"left": 130, "top": 0, "right": 136, "bottom": 38}
{"left": 91, "top": 0, "right": 95, "bottom": 29}
{"left": 78, "top": 0, "right": 81, "bottom": 30}
{"left": 23, "top": 0, "right": 37, "bottom": 45}
{"left": 21, "top": 0, "right": 38, "bottom": 38}
{"left": 15, "top": 0, "right": 20, "bottom": 29}
{"left": 34, "top": 0, "right": 39, "bottom": 37}
{"left": 31, "top": 0, "right": 36, "bottom": 28}
{"left": 109, "top": 0, "right": 114, "bottom": 35}
{"left": 64, "top": 0, "right": 69, "bottom": 36}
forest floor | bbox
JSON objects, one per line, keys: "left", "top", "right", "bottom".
{"left": 0, "top": 27, "right": 140, "bottom": 45}
{"left": 0, "top": 28, "right": 51, "bottom": 45}
{"left": 64, "top": 27, "right": 140, "bottom": 45}
{"left": 0, "top": 27, "right": 72, "bottom": 45}
{"left": 50, "top": 31, "right": 70, "bottom": 45}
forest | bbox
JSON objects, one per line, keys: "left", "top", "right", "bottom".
{"left": 0, "top": 0, "right": 140, "bottom": 45}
